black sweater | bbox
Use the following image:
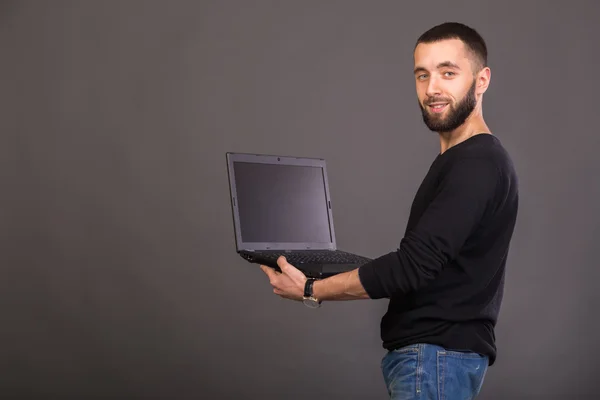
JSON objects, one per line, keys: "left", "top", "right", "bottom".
{"left": 358, "top": 134, "right": 519, "bottom": 366}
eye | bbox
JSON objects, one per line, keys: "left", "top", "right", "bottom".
{"left": 443, "top": 71, "right": 455, "bottom": 77}
{"left": 417, "top": 74, "right": 428, "bottom": 80}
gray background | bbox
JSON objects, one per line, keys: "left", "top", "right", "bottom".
{"left": 3, "top": 1, "right": 599, "bottom": 399}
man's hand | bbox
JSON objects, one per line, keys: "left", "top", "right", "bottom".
{"left": 260, "top": 256, "right": 307, "bottom": 301}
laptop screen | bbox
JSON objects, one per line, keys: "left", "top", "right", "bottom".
{"left": 231, "top": 160, "right": 333, "bottom": 246}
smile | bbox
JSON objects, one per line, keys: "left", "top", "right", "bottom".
{"left": 428, "top": 103, "right": 448, "bottom": 113}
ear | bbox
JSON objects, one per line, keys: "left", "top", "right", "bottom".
{"left": 476, "top": 67, "right": 491, "bottom": 95}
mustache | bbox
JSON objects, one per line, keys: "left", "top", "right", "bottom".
{"left": 425, "top": 97, "right": 452, "bottom": 105}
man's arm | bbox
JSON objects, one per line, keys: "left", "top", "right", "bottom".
{"left": 353, "top": 157, "right": 499, "bottom": 299}
{"left": 262, "top": 156, "right": 499, "bottom": 302}
{"left": 314, "top": 156, "right": 500, "bottom": 301}
{"left": 260, "top": 259, "right": 370, "bottom": 301}
{"left": 312, "top": 268, "right": 371, "bottom": 301}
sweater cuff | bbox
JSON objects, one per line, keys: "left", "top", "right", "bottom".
{"left": 358, "top": 258, "right": 388, "bottom": 299}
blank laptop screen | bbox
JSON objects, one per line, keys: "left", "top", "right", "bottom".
{"left": 233, "top": 161, "right": 332, "bottom": 244}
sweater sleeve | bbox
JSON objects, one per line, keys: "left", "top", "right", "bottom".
{"left": 358, "top": 157, "right": 500, "bottom": 299}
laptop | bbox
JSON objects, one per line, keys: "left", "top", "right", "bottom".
{"left": 226, "top": 152, "right": 372, "bottom": 279}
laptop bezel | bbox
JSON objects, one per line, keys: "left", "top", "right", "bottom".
{"left": 226, "top": 152, "right": 338, "bottom": 252}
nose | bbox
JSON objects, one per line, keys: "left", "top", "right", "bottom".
{"left": 425, "top": 76, "right": 442, "bottom": 98}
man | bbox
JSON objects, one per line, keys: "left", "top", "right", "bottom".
{"left": 261, "top": 22, "right": 519, "bottom": 400}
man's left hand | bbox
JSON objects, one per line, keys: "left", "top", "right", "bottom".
{"left": 260, "top": 256, "right": 307, "bottom": 301}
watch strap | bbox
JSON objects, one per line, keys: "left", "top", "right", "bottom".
{"left": 304, "top": 278, "right": 316, "bottom": 298}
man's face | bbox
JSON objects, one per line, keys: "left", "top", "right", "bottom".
{"left": 413, "top": 39, "right": 480, "bottom": 133}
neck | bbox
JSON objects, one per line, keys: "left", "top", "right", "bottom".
{"left": 437, "top": 106, "right": 490, "bottom": 154}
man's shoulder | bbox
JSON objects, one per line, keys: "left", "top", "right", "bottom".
{"left": 438, "top": 139, "right": 518, "bottom": 195}
{"left": 450, "top": 134, "right": 516, "bottom": 174}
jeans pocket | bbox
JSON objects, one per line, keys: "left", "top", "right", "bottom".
{"left": 436, "top": 350, "right": 488, "bottom": 400}
{"left": 381, "top": 347, "right": 421, "bottom": 399}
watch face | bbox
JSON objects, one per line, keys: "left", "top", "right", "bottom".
{"left": 303, "top": 297, "right": 321, "bottom": 308}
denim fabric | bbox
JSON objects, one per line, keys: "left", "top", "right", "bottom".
{"left": 381, "top": 343, "right": 488, "bottom": 400}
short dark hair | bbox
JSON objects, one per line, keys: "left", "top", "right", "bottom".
{"left": 415, "top": 22, "right": 488, "bottom": 71}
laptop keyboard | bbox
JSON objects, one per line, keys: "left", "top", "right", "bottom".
{"left": 257, "top": 250, "right": 371, "bottom": 265}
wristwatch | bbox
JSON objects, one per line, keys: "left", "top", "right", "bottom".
{"left": 302, "top": 278, "right": 321, "bottom": 308}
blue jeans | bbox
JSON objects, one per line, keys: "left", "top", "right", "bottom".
{"left": 381, "top": 343, "right": 488, "bottom": 399}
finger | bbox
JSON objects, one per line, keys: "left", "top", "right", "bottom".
{"left": 277, "top": 256, "right": 292, "bottom": 272}
{"left": 274, "top": 288, "right": 295, "bottom": 300}
{"left": 260, "top": 265, "right": 279, "bottom": 280}
{"left": 277, "top": 256, "right": 305, "bottom": 280}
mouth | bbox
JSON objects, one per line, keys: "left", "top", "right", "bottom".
{"left": 427, "top": 103, "right": 449, "bottom": 113}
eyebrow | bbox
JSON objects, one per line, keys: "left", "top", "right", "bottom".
{"left": 413, "top": 61, "right": 461, "bottom": 75}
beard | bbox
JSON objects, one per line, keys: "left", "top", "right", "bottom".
{"left": 419, "top": 79, "right": 477, "bottom": 133}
